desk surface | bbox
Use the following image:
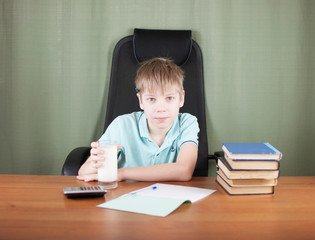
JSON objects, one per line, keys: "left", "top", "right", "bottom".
{"left": 1, "top": 175, "right": 315, "bottom": 240}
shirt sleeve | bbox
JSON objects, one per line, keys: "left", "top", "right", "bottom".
{"left": 178, "top": 113, "right": 200, "bottom": 148}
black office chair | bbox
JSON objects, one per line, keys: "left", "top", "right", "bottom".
{"left": 62, "top": 28, "right": 217, "bottom": 177}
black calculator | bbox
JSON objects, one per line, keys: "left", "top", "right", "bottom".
{"left": 63, "top": 186, "right": 107, "bottom": 198}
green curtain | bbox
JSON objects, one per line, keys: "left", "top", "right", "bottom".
{"left": 1, "top": 0, "right": 314, "bottom": 176}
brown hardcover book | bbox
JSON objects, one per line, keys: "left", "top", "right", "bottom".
{"left": 218, "top": 157, "right": 280, "bottom": 180}
{"left": 216, "top": 173, "right": 274, "bottom": 195}
{"left": 224, "top": 154, "right": 280, "bottom": 170}
{"left": 217, "top": 169, "right": 278, "bottom": 187}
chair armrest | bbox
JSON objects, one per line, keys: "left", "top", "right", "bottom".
{"left": 61, "top": 147, "right": 91, "bottom": 176}
{"left": 208, "top": 151, "right": 224, "bottom": 170}
{"left": 214, "top": 151, "right": 224, "bottom": 159}
{"left": 208, "top": 151, "right": 224, "bottom": 160}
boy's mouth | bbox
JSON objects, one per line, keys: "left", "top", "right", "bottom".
{"left": 155, "top": 117, "right": 168, "bottom": 122}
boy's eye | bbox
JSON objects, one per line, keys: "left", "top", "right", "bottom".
{"left": 147, "top": 98, "right": 155, "bottom": 102}
{"left": 167, "top": 96, "right": 175, "bottom": 101}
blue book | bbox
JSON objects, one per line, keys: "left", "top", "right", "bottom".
{"left": 222, "top": 142, "right": 282, "bottom": 160}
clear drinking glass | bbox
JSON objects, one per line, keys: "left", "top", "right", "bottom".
{"left": 97, "top": 141, "right": 118, "bottom": 189}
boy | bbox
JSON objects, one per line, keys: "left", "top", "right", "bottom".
{"left": 77, "top": 57, "right": 199, "bottom": 182}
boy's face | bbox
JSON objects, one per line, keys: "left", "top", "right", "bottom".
{"left": 137, "top": 86, "right": 185, "bottom": 134}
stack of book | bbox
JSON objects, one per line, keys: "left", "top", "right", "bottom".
{"left": 216, "top": 142, "right": 282, "bottom": 195}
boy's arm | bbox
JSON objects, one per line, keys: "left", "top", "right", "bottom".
{"left": 118, "top": 142, "right": 198, "bottom": 182}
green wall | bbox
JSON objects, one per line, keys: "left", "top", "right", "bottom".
{"left": 1, "top": 0, "right": 314, "bottom": 176}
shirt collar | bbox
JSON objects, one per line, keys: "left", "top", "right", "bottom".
{"left": 139, "top": 112, "right": 150, "bottom": 139}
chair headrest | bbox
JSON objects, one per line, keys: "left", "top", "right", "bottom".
{"left": 133, "top": 28, "right": 192, "bottom": 66}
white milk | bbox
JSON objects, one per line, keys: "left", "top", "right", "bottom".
{"left": 97, "top": 144, "right": 118, "bottom": 189}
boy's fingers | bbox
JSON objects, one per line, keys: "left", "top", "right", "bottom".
{"left": 90, "top": 142, "right": 99, "bottom": 148}
{"left": 93, "top": 161, "right": 103, "bottom": 168}
{"left": 90, "top": 142, "right": 121, "bottom": 157}
{"left": 90, "top": 156, "right": 105, "bottom": 166}
{"left": 90, "top": 148, "right": 99, "bottom": 155}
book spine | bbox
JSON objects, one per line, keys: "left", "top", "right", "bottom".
{"left": 264, "top": 142, "right": 282, "bottom": 155}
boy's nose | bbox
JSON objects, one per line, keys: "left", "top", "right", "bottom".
{"left": 156, "top": 100, "right": 167, "bottom": 111}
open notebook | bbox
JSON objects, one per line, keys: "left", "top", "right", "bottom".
{"left": 98, "top": 183, "right": 216, "bottom": 217}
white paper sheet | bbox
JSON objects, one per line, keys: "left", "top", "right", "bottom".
{"left": 129, "top": 183, "right": 216, "bottom": 203}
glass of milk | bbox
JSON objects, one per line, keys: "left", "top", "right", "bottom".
{"left": 97, "top": 141, "right": 118, "bottom": 189}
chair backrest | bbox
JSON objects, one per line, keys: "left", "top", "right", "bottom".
{"left": 105, "top": 29, "right": 208, "bottom": 176}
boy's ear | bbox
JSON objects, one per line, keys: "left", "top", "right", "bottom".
{"left": 179, "top": 90, "right": 185, "bottom": 108}
{"left": 137, "top": 93, "right": 144, "bottom": 110}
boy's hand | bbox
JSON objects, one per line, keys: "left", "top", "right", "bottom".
{"left": 76, "top": 173, "right": 98, "bottom": 182}
{"left": 90, "top": 141, "right": 105, "bottom": 168}
{"left": 76, "top": 141, "right": 121, "bottom": 182}
{"left": 90, "top": 142, "right": 122, "bottom": 167}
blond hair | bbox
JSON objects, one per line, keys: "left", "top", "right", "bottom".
{"left": 135, "top": 58, "right": 184, "bottom": 94}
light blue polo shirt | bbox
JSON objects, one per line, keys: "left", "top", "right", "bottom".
{"left": 98, "top": 111, "right": 199, "bottom": 169}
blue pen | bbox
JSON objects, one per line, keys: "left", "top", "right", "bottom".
{"left": 130, "top": 185, "right": 157, "bottom": 195}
